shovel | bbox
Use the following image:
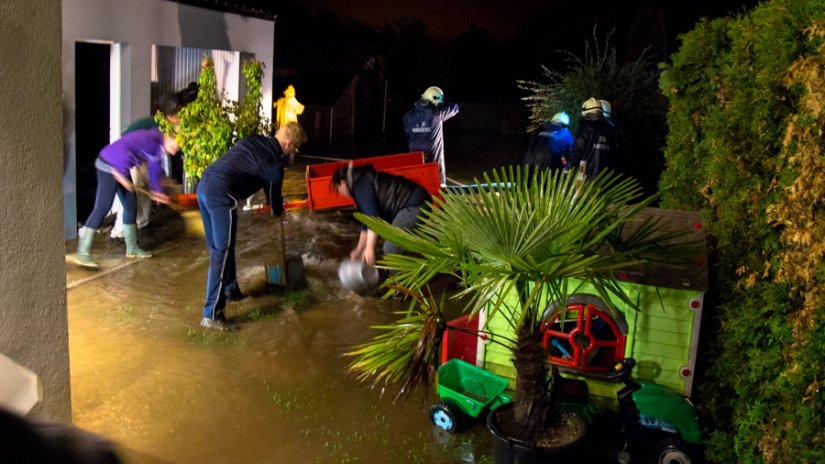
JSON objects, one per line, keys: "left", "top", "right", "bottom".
{"left": 265, "top": 216, "right": 305, "bottom": 289}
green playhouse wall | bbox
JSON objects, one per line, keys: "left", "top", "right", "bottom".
{"left": 482, "top": 279, "right": 705, "bottom": 410}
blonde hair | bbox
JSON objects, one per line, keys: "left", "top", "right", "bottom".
{"left": 277, "top": 122, "right": 308, "bottom": 147}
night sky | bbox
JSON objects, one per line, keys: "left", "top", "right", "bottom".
{"left": 291, "top": 0, "right": 762, "bottom": 42}
{"left": 295, "top": 0, "right": 560, "bottom": 41}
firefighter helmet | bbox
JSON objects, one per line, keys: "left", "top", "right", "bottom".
{"left": 600, "top": 99, "right": 612, "bottom": 119}
{"left": 581, "top": 97, "right": 603, "bottom": 120}
{"left": 422, "top": 86, "right": 445, "bottom": 105}
{"left": 550, "top": 111, "right": 570, "bottom": 126}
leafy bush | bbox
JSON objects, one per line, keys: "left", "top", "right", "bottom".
{"left": 659, "top": 1, "right": 825, "bottom": 462}
{"left": 157, "top": 55, "right": 270, "bottom": 181}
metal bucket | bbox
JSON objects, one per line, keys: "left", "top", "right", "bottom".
{"left": 338, "top": 259, "right": 380, "bottom": 293}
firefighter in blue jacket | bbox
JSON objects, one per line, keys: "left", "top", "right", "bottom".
{"left": 196, "top": 122, "right": 307, "bottom": 331}
{"left": 523, "top": 111, "right": 574, "bottom": 173}
{"left": 402, "top": 86, "right": 459, "bottom": 187}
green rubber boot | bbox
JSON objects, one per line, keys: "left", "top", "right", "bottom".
{"left": 73, "top": 226, "right": 99, "bottom": 269}
{"left": 124, "top": 224, "right": 152, "bottom": 258}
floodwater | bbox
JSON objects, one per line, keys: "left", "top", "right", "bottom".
{"left": 65, "top": 134, "right": 525, "bottom": 464}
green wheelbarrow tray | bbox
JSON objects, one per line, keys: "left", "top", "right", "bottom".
{"left": 436, "top": 358, "right": 513, "bottom": 419}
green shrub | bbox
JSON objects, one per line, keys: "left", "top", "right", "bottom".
{"left": 659, "top": 1, "right": 825, "bottom": 462}
{"left": 157, "top": 55, "right": 270, "bottom": 181}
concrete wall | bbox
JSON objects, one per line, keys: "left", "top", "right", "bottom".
{"left": 62, "top": 0, "right": 275, "bottom": 238}
{"left": 1, "top": 0, "right": 72, "bottom": 422}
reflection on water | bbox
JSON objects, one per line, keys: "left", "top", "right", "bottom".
{"left": 67, "top": 170, "right": 493, "bottom": 463}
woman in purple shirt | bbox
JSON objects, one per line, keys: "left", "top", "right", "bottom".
{"left": 72, "top": 127, "right": 178, "bottom": 269}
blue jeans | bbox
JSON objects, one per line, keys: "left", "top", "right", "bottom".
{"left": 84, "top": 168, "right": 137, "bottom": 229}
{"left": 197, "top": 180, "right": 239, "bottom": 320}
{"left": 383, "top": 205, "right": 423, "bottom": 255}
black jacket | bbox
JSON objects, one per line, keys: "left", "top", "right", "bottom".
{"left": 568, "top": 118, "right": 618, "bottom": 180}
{"left": 199, "top": 135, "right": 285, "bottom": 215}
{"left": 349, "top": 165, "right": 428, "bottom": 229}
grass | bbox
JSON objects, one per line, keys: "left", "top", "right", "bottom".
{"left": 112, "top": 305, "right": 137, "bottom": 324}
{"left": 184, "top": 327, "right": 243, "bottom": 346}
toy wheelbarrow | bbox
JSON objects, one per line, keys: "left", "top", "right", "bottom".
{"left": 429, "top": 358, "right": 513, "bottom": 433}
{"left": 264, "top": 217, "right": 305, "bottom": 289}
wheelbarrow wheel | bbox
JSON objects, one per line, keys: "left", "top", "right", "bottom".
{"left": 429, "top": 400, "right": 464, "bottom": 433}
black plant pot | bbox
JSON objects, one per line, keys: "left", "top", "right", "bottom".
{"left": 487, "top": 403, "right": 587, "bottom": 464}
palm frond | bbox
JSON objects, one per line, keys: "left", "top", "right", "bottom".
{"left": 349, "top": 166, "right": 698, "bottom": 400}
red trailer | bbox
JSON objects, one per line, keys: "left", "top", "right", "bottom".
{"left": 287, "top": 151, "right": 442, "bottom": 211}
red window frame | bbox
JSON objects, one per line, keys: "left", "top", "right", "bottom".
{"left": 541, "top": 302, "right": 627, "bottom": 374}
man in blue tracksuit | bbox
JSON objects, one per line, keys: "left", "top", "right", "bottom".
{"left": 196, "top": 122, "right": 307, "bottom": 331}
{"left": 402, "top": 86, "right": 459, "bottom": 187}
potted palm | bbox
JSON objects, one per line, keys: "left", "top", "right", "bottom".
{"left": 346, "top": 166, "right": 697, "bottom": 461}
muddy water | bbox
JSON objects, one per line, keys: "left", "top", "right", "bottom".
{"left": 67, "top": 165, "right": 494, "bottom": 464}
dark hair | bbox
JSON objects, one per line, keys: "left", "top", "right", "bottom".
{"left": 157, "top": 94, "right": 179, "bottom": 115}
{"left": 176, "top": 82, "right": 199, "bottom": 107}
{"left": 329, "top": 164, "right": 375, "bottom": 193}
{"left": 329, "top": 166, "right": 348, "bottom": 193}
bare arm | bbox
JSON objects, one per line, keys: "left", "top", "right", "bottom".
{"left": 112, "top": 170, "right": 135, "bottom": 192}
{"left": 350, "top": 229, "right": 379, "bottom": 266}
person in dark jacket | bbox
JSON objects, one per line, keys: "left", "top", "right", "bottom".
{"left": 196, "top": 122, "right": 307, "bottom": 331}
{"left": 402, "top": 86, "right": 459, "bottom": 187}
{"left": 523, "top": 111, "right": 574, "bottom": 173}
{"left": 330, "top": 164, "right": 430, "bottom": 266}
{"left": 566, "top": 97, "right": 618, "bottom": 180}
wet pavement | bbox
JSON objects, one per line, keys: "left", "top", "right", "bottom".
{"left": 64, "top": 133, "right": 627, "bottom": 463}
{"left": 64, "top": 139, "right": 512, "bottom": 464}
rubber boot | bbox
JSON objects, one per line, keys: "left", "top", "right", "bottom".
{"left": 124, "top": 224, "right": 152, "bottom": 258}
{"left": 73, "top": 226, "right": 99, "bottom": 269}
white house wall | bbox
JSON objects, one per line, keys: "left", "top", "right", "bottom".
{"left": 62, "top": 0, "right": 274, "bottom": 238}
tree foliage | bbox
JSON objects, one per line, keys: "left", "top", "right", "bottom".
{"left": 517, "top": 26, "right": 668, "bottom": 197}
{"left": 659, "top": 1, "right": 825, "bottom": 462}
{"left": 157, "top": 55, "right": 270, "bottom": 181}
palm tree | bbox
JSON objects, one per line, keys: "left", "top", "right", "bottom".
{"left": 346, "top": 166, "right": 697, "bottom": 444}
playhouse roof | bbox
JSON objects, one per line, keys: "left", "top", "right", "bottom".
{"left": 617, "top": 208, "right": 709, "bottom": 292}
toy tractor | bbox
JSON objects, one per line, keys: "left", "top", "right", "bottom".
{"left": 611, "top": 358, "right": 704, "bottom": 464}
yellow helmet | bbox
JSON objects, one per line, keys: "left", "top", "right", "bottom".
{"left": 422, "top": 86, "right": 445, "bottom": 105}
{"left": 581, "top": 97, "right": 603, "bottom": 120}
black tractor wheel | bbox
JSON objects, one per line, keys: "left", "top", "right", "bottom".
{"left": 429, "top": 400, "right": 464, "bottom": 433}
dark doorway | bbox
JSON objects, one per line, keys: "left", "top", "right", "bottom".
{"left": 75, "top": 42, "right": 110, "bottom": 225}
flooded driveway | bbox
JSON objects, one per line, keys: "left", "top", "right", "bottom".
{"left": 66, "top": 155, "right": 496, "bottom": 464}
{"left": 65, "top": 134, "right": 632, "bottom": 464}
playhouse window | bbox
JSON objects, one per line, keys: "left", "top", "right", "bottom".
{"left": 541, "top": 302, "right": 627, "bottom": 375}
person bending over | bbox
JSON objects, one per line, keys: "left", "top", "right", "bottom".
{"left": 330, "top": 163, "right": 430, "bottom": 266}
{"left": 196, "top": 122, "right": 307, "bottom": 331}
